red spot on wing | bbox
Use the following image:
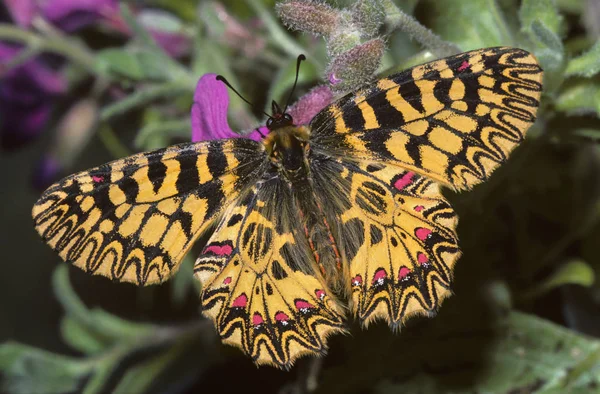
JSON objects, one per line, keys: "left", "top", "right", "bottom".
{"left": 223, "top": 277, "right": 232, "bottom": 285}
{"left": 417, "top": 252, "right": 429, "bottom": 264}
{"left": 414, "top": 205, "right": 424, "bottom": 212}
{"left": 352, "top": 274, "right": 363, "bottom": 286}
{"left": 92, "top": 175, "right": 104, "bottom": 183}
{"left": 275, "top": 312, "right": 289, "bottom": 322}
{"left": 315, "top": 289, "right": 326, "bottom": 300}
{"left": 372, "top": 269, "right": 388, "bottom": 284}
{"left": 295, "top": 300, "right": 315, "bottom": 311}
{"left": 204, "top": 244, "right": 233, "bottom": 256}
{"left": 231, "top": 294, "right": 247, "bottom": 308}
{"left": 415, "top": 228, "right": 432, "bottom": 241}
{"left": 458, "top": 60, "right": 470, "bottom": 72}
{"left": 394, "top": 172, "right": 415, "bottom": 190}
{"left": 252, "top": 312, "right": 264, "bottom": 326}
{"left": 398, "top": 266, "right": 411, "bottom": 280}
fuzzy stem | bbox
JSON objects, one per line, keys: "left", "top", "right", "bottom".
{"left": 380, "top": 0, "right": 460, "bottom": 56}
{"left": 0, "top": 23, "right": 96, "bottom": 71}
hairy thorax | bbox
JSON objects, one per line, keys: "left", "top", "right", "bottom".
{"left": 264, "top": 126, "right": 345, "bottom": 293}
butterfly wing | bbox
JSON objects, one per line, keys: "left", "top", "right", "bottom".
{"left": 310, "top": 157, "right": 459, "bottom": 327}
{"left": 194, "top": 171, "right": 347, "bottom": 368}
{"left": 310, "top": 47, "right": 543, "bottom": 190}
{"left": 32, "top": 139, "right": 267, "bottom": 285}
{"left": 308, "top": 47, "right": 542, "bottom": 327}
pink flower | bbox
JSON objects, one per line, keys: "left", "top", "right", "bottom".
{"left": 191, "top": 74, "right": 334, "bottom": 142}
{"left": 0, "top": 43, "right": 66, "bottom": 149}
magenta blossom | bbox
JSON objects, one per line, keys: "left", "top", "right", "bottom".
{"left": 191, "top": 74, "right": 334, "bottom": 142}
{"left": 4, "top": 0, "right": 119, "bottom": 32}
{"left": 0, "top": 43, "right": 66, "bottom": 149}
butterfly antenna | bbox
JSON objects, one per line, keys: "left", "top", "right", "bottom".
{"left": 216, "top": 75, "right": 271, "bottom": 119}
{"left": 283, "top": 54, "right": 306, "bottom": 114}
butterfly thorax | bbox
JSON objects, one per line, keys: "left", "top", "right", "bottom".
{"left": 264, "top": 125, "right": 311, "bottom": 181}
{"left": 263, "top": 125, "right": 345, "bottom": 293}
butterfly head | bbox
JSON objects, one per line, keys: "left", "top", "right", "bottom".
{"left": 266, "top": 100, "right": 294, "bottom": 131}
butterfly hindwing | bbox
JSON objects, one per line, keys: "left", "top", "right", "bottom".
{"left": 311, "top": 47, "right": 543, "bottom": 190}
{"left": 32, "top": 139, "right": 266, "bottom": 285}
{"left": 195, "top": 172, "right": 347, "bottom": 368}
{"left": 310, "top": 156, "right": 459, "bottom": 327}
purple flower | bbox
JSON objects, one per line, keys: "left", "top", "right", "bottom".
{"left": 191, "top": 74, "right": 333, "bottom": 142}
{"left": 0, "top": 43, "right": 66, "bottom": 149}
{"left": 5, "top": 0, "right": 119, "bottom": 31}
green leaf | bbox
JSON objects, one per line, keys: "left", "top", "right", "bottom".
{"left": 565, "top": 41, "right": 600, "bottom": 78}
{"left": 519, "top": 0, "right": 563, "bottom": 35}
{"left": 521, "top": 259, "right": 596, "bottom": 299}
{"left": 555, "top": 81, "right": 600, "bottom": 117}
{"left": 95, "top": 48, "right": 172, "bottom": 81}
{"left": 428, "top": 0, "right": 513, "bottom": 49}
{"left": 53, "top": 266, "right": 156, "bottom": 344}
{"left": 100, "top": 83, "right": 191, "bottom": 122}
{"left": 319, "top": 312, "right": 600, "bottom": 393}
{"left": 0, "top": 342, "right": 90, "bottom": 394}
{"left": 573, "top": 128, "right": 600, "bottom": 140}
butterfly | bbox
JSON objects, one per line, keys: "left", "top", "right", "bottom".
{"left": 33, "top": 47, "right": 543, "bottom": 368}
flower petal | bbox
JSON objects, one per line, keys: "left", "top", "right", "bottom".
{"left": 191, "top": 74, "right": 239, "bottom": 142}
{"left": 288, "top": 85, "right": 333, "bottom": 125}
{"left": 39, "top": 0, "right": 119, "bottom": 32}
{"left": 4, "top": 0, "right": 36, "bottom": 28}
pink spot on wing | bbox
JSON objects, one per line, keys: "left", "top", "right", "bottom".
{"left": 231, "top": 294, "right": 247, "bottom": 308}
{"left": 204, "top": 244, "right": 233, "bottom": 256}
{"left": 252, "top": 312, "right": 264, "bottom": 326}
{"left": 414, "top": 205, "right": 424, "bottom": 212}
{"left": 458, "top": 60, "right": 470, "bottom": 72}
{"left": 223, "top": 277, "right": 232, "bottom": 285}
{"left": 398, "top": 266, "right": 411, "bottom": 281}
{"left": 295, "top": 300, "right": 315, "bottom": 311}
{"left": 92, "top": 175, "right": 104, "bottom": 183}
{"left": 394, "top": 172, "right": 415, "bottom": 190}
{"left": 352, "top": 274, "right": 363, "bottom": 286}
{"left": 417, "top": 252, "right": 429, "bottom": 265}
{"left": 275, "top": 312, "right": 290, "bottom": 323}
{"left": 315, "top": 289, "right": 326, "bottom": 300}
{"left": 415, "top": 228, "right": 432, "bottom": 241}
{"left": 372, "top": 269, "right": 388, "bottom": 285}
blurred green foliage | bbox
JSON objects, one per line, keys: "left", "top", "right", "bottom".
{"left": 1, "top": 0, "right": 600, "bottom": 393}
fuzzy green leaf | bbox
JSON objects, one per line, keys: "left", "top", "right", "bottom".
{"left": 519, "top": 0, "right": 563, "bottom": 35}
{"left": 0, "top": 342, "right": 90, "bottom": 394}
{"left": 565, "top": 41, "right": 600, "bottom": 78}
{"left": 428, "top": 0, "right": 513, "bottom": 49}
{"left": 556, "top": 81, "right": 600, "bottom": 116}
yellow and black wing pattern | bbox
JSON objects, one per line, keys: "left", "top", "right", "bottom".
{"left": 194, "top": 172, "right": 346, "bottom": 368}
{"left": 32, "top": 139, "right": 267, "bottom": 285}
{"left": 311, "top": 47, "right": 543, "bottom": 190}
{"left": 309, "top": 47, "right": 542, "bottom": 326}
{"left": 32, "top": 46, "right": 543, "bottom": 368}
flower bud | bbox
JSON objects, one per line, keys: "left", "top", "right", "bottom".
{"left": 276, "top": 0, "right": 340, "bottom": 37}
{"left": 351, "top": 0, "right": 385, "bottom": 38}
{"left": 326, "top": 38, "right": 385, "bottom": 92}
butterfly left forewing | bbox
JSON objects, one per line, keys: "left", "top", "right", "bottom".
{"left": 311, "top": 47, "right": 543, "bottom": 190}
{"left": 195, "top": 175, "right": 346, "bottom": 368}
{"left": 33, "top": 139, "right": 266, "bottom": 285}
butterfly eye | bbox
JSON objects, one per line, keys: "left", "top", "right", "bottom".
{"left": 284, "top": 113, "right": 293, "bottom": 122}
{"left": 266, "top": 118, "right": 273, "bottom": 128}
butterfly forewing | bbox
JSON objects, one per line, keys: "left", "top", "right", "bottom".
{"left": 32, "top": 139, "right": 267, "bottom": 285}
{"left": 310, "top": 47, "right": 543, "bottom": 190}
